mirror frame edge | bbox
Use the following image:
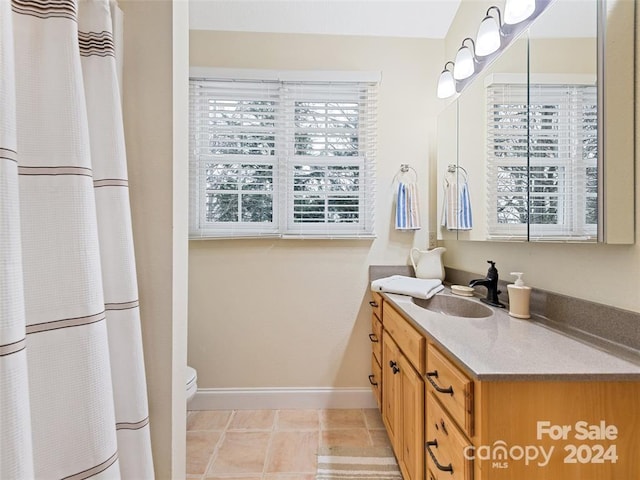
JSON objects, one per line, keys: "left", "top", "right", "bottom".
{"left": 599, "top": 0, "right": 636, "bottom": 244}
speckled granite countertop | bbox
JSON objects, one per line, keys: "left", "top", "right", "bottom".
{"left": 382, "top": 289, "right": 640, "bottom": 381}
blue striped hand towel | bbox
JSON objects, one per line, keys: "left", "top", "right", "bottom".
{"left": 458, "top": 181, "right": 473, "bottom": 229}
{"left": 441, "top": 180, "right": 473, "bottom": 230}
{"left": 395, "top": 182, "right": 421, "bottom": 230}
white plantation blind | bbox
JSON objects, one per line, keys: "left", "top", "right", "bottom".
{"left": 190, "top": 80, "right": 280, "bottom": 236}
{"left": 189, "top": 74, "right": 377, "bottom": 238}
{"left": 283, "top": 83, "right": 376, "bottom": 237}
{"left": 486, "top": 82, "right": 597, "bottom": 240}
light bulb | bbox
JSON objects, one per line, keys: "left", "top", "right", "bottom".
{"left": 437, "top": 64, "right": 456, "bottom": 98}
{"left": 453, "top": 39, "right": 476, "bottom": 80}
{"left": 504, "top": 0, "right": 535, "bottom": 24}
{"left": 475, "top": 9, "right": 502, "bottom": 56}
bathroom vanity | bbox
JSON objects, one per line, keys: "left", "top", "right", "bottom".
{"left": 368, "top": 288, "right": 640, "bottom": 480}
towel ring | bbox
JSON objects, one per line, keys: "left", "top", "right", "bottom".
{"left": 446, "top": 164, "right": 468, "bottom": 179}
{"left": 395, "top": 163, "right": 418, "bottom": 183}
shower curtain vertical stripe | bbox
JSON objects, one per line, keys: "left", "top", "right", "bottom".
{"left": 0, "top": 0, "right": 154, "bottom": 478}
{"left": 0, "top": 2, "right": 35, "bottom": 478}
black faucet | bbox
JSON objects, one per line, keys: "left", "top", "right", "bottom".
{"left": 469, "top": 260, "right": 505, "bottom": 308}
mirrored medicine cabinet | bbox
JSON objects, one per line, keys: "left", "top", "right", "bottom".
{"left": 437, "top": 0, "right": 635, "bottom": 244}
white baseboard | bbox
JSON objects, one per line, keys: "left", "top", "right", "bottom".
{"left": 188, "top": 387, "right": 378, "bottom": 410}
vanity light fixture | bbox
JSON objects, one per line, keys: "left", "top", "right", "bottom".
{"left": 475, "top": 6, "right": 503, "bottom": 56}
{"left": 453, "top": 38, "right": 477, "bottom": 80}
{"left": 437, "top": 0, "right": 553, "bottom": 101}
{"left": 504, "top": 0, "right": 536, "bottom": 24}
{"left": 437, "top": 61, "right": 456, "bottom": 98}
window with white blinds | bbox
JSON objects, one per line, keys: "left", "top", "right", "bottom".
{"left": 486, "top": 82, "right": 597, "bottom": 240}
{"left": 189, "top": 74, "right": 377, "bottom": 239}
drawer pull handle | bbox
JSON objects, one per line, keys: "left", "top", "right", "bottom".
{"left": 426, "top": 370, "right": 454, "bottom": 395}
{"left": 368, "top": 374, "right": 378, "bottom": 386}
{"left": 369, "top": 301, "right": 379, "bottom": 307}
{"left": 425, "top": 440, "right": 454, "bottom": 473}
{"left": 389, "top": 360, "right": 400, "bottom": 374}
{"left": 369, "top": 333, "right": 379, "bottom": 343}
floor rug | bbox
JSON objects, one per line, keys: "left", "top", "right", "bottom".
{"left": 316, "top": 446, "right": 402, "bottom": 480}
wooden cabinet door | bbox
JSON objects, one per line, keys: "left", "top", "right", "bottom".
{"left": 399, "top": 354, "right": 424, "bottom": 480}
{"left": 370, "top": 355, "right": 382, "bottom": 411}
{"left": 382, "top": 332, "right": 402, "bottom": 454}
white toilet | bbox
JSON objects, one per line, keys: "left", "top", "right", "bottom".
{"left": 186, "top": 366, "right": 198, "bottom": 403}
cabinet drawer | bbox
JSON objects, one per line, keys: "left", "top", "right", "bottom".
{"left": 383, "top": 303, "right": 425, "bottom": 373}
{"left": 426, "top": 345, "right": 473, "bottom": 437}
{"left": 370, "top": 315, "right": 382, "bottom": 365}
{"left": 369, "top": 355, "right": 382, "bottom": 410}
{"left": 370, "top": 292, "right": 383, "bottom": 321}
{"left": 426, "top": 393, "right": 472, "bottom": 480}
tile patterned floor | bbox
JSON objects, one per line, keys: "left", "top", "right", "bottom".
{"left": 186, "top": 408, "right": 390, "bottom": 479}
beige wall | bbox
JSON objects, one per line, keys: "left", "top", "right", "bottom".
{"left": 439, "top": 1, "right": 639, "bottom": 313}
{"left": 122, "top": 0, "right": 188, "bottom": 477}
{"left": 188, "top": 31, "right": 443, "bottom": 388}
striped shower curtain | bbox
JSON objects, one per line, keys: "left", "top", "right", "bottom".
{"left": 0, "top": 0, "right": 154, "bottom": 478}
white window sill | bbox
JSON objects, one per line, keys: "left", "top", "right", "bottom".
{"left": 189, "top": 234, "right": 377, "bottom": 241}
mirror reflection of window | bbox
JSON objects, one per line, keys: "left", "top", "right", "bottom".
{"left": 486, "top": 79, "right": 597, "bottom": 241}
{"left": 437, "top": 0, "right": 633, "bottom": 243}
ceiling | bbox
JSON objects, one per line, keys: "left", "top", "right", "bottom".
{"left": 189, "top": 0, "right": 462, "bottom": 39}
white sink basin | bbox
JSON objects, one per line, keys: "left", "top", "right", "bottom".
{"left": 411, "top": 294, "right": 493, "bottom": 318}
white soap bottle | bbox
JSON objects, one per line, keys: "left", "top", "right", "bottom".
{"left": 507, "top": 272, "right": 531, "bottom": 319}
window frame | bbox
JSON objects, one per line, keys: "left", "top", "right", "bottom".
{"left": 193, "top": 156, "right": 280, "bottom": 238}
{"left": 189, "top": 68, "right": 379, "bottom": 240}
